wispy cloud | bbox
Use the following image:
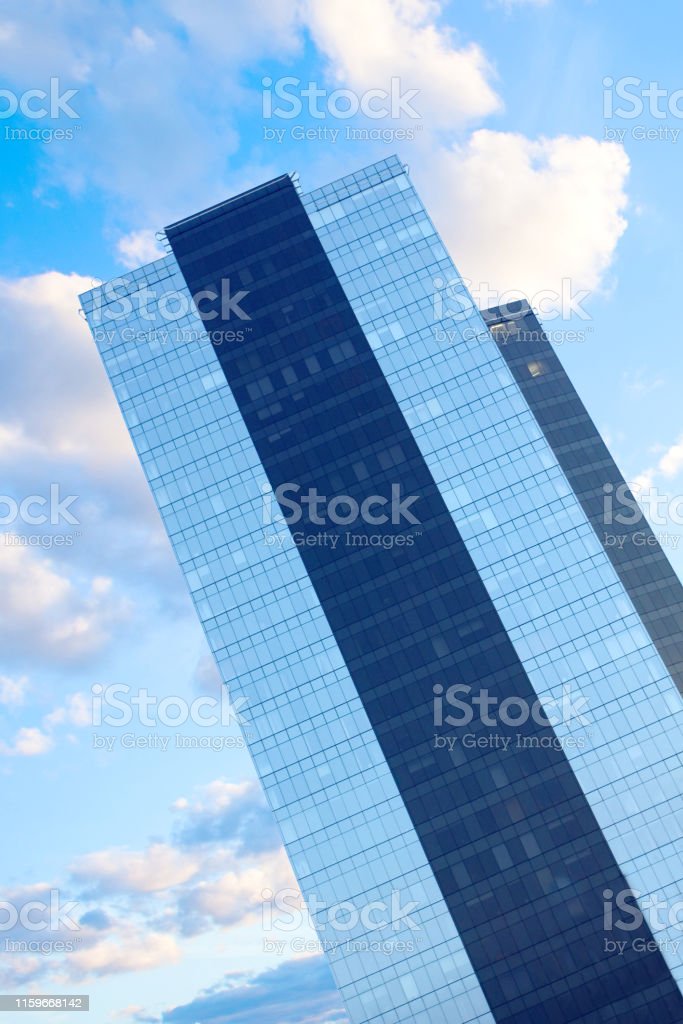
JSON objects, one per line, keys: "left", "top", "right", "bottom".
{"left": 0, "top": 674, "right": 29, "bottom": 706}
{"left": 0, "top": 726, "right": 54, "bottom": 756}
{"left": 172, "top": 779, "right": 281, "bottom": 855}
{"left": 161, "top": 957, "right": 348, "bottom": 1024}
{"left": 0, "top": 543, "right": 130, "bottom": 663}
{"left": 116, "top": 229, "right": 166, "bottom": 268}
{"left": 634, "top": 434, "right": 683, "bottom": 492}
{"left": 0, "top": 776, "right": 292, "bottom": 989}
{"left": 621, "top": 369, "right": 664, "bottom": 397}
{"left": 71, "top": 843, "right": 201, "bottom": 896}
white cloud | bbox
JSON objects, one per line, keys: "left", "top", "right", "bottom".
{"left": 0, "top": 1, "right": 503, "bottom": 220}
{"left": 0, "top": 778, "right": 295, "bottom": 991}
{"left": 0, "top": 905, "right": 181, "bottom": 987}
{"left": 172, "top": 777, "right": 281, "bottom": 855}
{"left": 636, "top": 435, "right": 683, "bottom": 493}
{"left": 179, "top": 858, "right": 293, "bottom": 929}
{"left": 71, "top": 842, "right": 200, "bottom": 894}
{"left": 0, "top": 542, "right": 70, "bottom": 615}
{"left": 172, "top": 779, "right": 256, "bottom": 815}
{"left": 0, "top": 726, "right": 54, "bottom": 756}
{"left": 0, "top": 674, "right": 28, "bottom": 705}
{"left": 0, "top": 270, "right": 179, "bottom": 598}
{"left": 0, "top": 677, "right": 98, "bottom": 759}
{"left": 0, "top": 689, "right": 93, "bottom": 758}
{"left": 0, "top": 2, "right": 300, "bottom": 222}
{"left": 190, "top": 652, "right": 223, "bottom": 695}
{"left": 659, "top": 438, "right": 683, "bottom": 480}
{"left": 68, "top": 783, "right": 293, "bottom": 936}
{"left": 0, "top": 541, "right": 130, "bottom": 661}
{"left": 0, "top": 2, "right": 631, "bottom": 322}
{"left": 295, "top": 5, "right": 630, "bottom": 307}
{"left": 303, "top": 0, "right": 501, "bottom": 130}
{"left": 0, "top": 424, "right": 42, "bottom": 461}
{"left": 630, "top": 472, "right": 653, "bottom": 494}
{"left": 69, "top": 929, "right": 181, "bottom": 978}
{"left": 116, "top": 229, "right": 166, "bottom": 269}
{"left": 43, "top": 691, "right": 92, "bottom": 729}
{"left": 129, "top": 26, "right": 156, "bottom": 53}
{"left": 0, "top": 273, "right": 133, "bottom": 471}
{"left": 621, "top": 369, "right": 664, "bottom": 398}
{"left": 420, "top": 130, "right": 629, "bottom": 305}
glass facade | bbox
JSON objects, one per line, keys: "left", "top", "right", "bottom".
{"left": 482, "top": 299, "right": 683, "bottom": 694}
{"left": 80, "top": 157, "right": 683, "bottom": 1024}
{"left": 80, "top": 251, "right": 495, "bottom": 1024}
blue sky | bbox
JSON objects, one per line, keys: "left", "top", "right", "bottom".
{"left": 0, "top": 1, "right": 682, "bottom": 1021}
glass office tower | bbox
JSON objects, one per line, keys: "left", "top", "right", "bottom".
{"left": 81, "top": 157, "right": 683, "bottom": 1024}
{"left": 482, "top": 300, "right": 683, "bottom": 696}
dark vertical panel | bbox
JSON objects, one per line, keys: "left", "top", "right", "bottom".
{"left": 484, "top": 300, "right": 683, "bottom": 695}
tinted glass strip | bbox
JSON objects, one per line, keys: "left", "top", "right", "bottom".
{"left": 483, "top": 301, "right": 683, "bottom": 695}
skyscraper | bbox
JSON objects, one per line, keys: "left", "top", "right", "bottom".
{"left": 482, "top": 299, "right": 683, "bottom": 695}
{"left": 81, "top": 157, "right": 683, "bottom": 1024}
